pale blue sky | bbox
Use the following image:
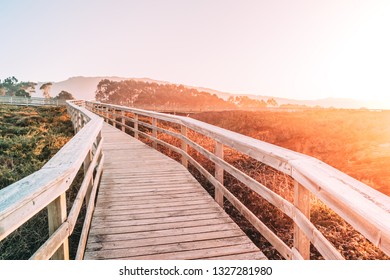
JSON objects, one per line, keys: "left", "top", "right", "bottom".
{"left": 1, "top": 0, "right": 389, "bottom": 103}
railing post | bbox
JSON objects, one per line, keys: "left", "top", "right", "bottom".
{"left": 214, "top": 141, "right": 224, "bottom": 207}
{"left": 47, "top": 193, "right": 69, "bottom": 260}
{"left": 84, "top": 149, "right": 94, "bottom": 205}
{"left": 293, "top": 181, "right": 311, "bottom": 260}
{"left": 152, "top": 118, "right": 157, "bottom": 149}
{"left": 121, "top": 111, "right": 126, "bottom": 132}
{"left": 180, "top": 125, "right": 188, "bottom": 168}
{"left": 76, "top": 111, "right": 81, "bottom": 132}
{"left": 113, "top": 109, "right": 117, "bottom": 128}
{"left": 105, "top": 107, "right": 109, "bottom": 123}
{"left": 134, "top": 114, "right": 139, "bottom": 139}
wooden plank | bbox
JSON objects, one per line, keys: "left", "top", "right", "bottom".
{"left": 85, "top": 236, "right": 253, "bottom": 259}
{"left": 125, "top": 243, "right": 261, "bottom": 260}
{"left": 86, "top": 229, "right": 246, "bottom": 252}
{"left": 90, "top": 207, "right": 223, "bottom": 222}
{"left": 92, "top": 203, "right": 222, "bottom": 217}
{"left": 95, "top": 196, "right": 213, "bottom": 208}
{"left": 95, "top": 191, "right": 211, "bottom": 202}
{"left": 90, "top": 212, "right": 230, "bottom": 229}
{"left": 89, "top": 217, "right": 233, "bottom": 236}
{"left": 202, "top": 252, "right": 267, "bottom": 260}
{"left": 93, "top": 199, "right": 212, "bottom": 211}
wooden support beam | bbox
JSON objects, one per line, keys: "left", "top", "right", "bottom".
{"left": 84, "top": 150, "right": 94, "bottom": 205}
{"left": 112, "top": 109, "right": 117, "bottom": 128}
{"left": 121, "top": 111, "right": 126, "bottom": 132}
{"left": 47, "top": 194, "right": 69, "bottom": 260}
{"left": 152, "top": 118, "right": 157, "bottom": 149}
{"left": 293, "top": 181, "right": 311, "bottom": 260}
{"left": 134, "top": 114, "right": 139, "bottom": 139}
{"left": 215, "top": 141, "right": 224, "bottom": 207}
{"left": 181, "top": 125, "right": 188, "bottom": 168}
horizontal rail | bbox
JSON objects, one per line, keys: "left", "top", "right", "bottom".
{"left": 0, "top": 100, "right": 104, "bottom": 260}
{"left": 87, "top": 101, "right": 390, "bottom": 259}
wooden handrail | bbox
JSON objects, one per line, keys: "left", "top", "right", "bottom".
{"left": 86, "top": 101, "right": 390, "bottom": 259}
{"left": 0, "top": 100, "right": 104, "bottom": 260}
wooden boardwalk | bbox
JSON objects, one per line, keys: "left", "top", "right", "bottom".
{"left": 84, "top": 123, "right": 267, "bottom": 260}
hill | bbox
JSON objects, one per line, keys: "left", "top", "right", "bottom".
{"left": 32, "top": 76, "right": 374, "bottom": 109}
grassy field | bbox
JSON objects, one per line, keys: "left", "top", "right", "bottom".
{"left": 0, "top": 105, "right": 74, "bottom": 259}
{"left": 190, "top": 109, "right": 390, "bottom": 196}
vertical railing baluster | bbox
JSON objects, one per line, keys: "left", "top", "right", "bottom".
{"left": 121, "top": 111, "right": 126, "bottom": 132}
{"left": 152, "top": 118, "right": 157, "bottom": 149}
{"left": 215, "top": 141, "right": 224, "bottom": 207}
{"left": 84, "top": 149, "right": 94, "bottom": 205}
{"left": 134, "top": 114, "right": 139, "bottom": 139}
{"left": 181, "top": 125, "right": 188, "bottom": 168}
{"left": 113, "top": 109, "right": 117, "bottom": 128}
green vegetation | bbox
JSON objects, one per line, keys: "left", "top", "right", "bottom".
{"left": 95, "top": 79, "right": 277, "bottom": 111}
{"left": 55, "top": 90, "right": 74, "bottom": 100}
{"left": 0, "top": 105, "right": 73, "bottom": 189}
{"left": 0, "top": 104, "right": 74, "bottom": 259}
{"left": 0, "top": 76, "right": 36, "bottom": 98}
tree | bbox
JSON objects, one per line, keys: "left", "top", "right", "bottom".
{"left": 40, "top": 82, "right": 52, "bottom": 98}
{"left": 0, "top": 77, "right": 36, "bottom": 97}
{"left": 55, "top": 90, "right": 74, "bottom": 100}
{"left": 266, "top": 98, "right": 278, "bottom": 107}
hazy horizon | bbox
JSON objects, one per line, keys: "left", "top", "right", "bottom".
{"left": 1, "top": 0, "right": 390, "bottom": 107}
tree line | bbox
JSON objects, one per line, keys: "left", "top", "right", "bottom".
{"left": 95, "top": 79, "right": 278, "bottom": 110}
{"left": 0, "top": 77, "right": 74, "bottom": 100}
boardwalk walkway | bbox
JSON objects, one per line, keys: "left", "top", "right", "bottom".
{"left": 84, "top": 123, "right": 266, "bottom": 260}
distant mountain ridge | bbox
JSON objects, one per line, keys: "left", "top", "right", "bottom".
{"left": 33, "top": 76, "right": 374, "bottom": 109}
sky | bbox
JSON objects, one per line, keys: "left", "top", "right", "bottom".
{"left": 1, "top": 0, "right": 390, "bottom": 104}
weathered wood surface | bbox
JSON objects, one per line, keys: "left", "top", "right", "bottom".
{"left": 84, "top": 124, "right": 266, "bottom": 260}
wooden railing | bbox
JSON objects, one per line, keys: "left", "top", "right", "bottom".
{"left": 86, "top": 101, "right": 390, "bottom": 260}
{"left": 0, "top": 96, "right": 67, "bottom": 106}
{"left": 0, "top": 100, "right": 104, "bottom": 260}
